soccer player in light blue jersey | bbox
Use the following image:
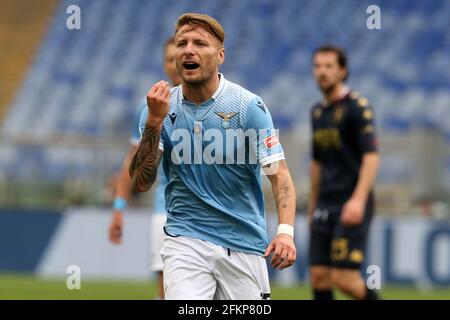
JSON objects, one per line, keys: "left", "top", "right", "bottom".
{"left": 109, "top": 37, "right": 181, "bottom": 300}
{"left": 130, "top": 13, "right": 297, "bottom": 300}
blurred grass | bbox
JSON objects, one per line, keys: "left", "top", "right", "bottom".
{"left": 1, "top": 274, "right": 450, "bottom": 300}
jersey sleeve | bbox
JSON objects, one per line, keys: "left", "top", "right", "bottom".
{"left": 351, "top": 102, "right": 378, "bottom": 154}
{"left": 137, "top": 106, "right": 164, "bottom": 152}
{"left": 130, "top": 102, "right": 146, "bottom": 145}
{"left": 311, "top": 107, "right": 320, "bottom": 162}
{"left": 245, "top": 97, "right": 285, "bottom": 167}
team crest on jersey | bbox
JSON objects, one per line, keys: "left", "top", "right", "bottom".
{"left": 215, "top": 112, "right": 239, "bottom": 129}
{"left": 314, "top": 108, "right": 322, "bottom": 119}
{"left": 334, "top": 106, "right": 345, "bottom": 124}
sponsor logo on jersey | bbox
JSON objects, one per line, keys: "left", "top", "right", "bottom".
{"left": 264, "top": 133, "right": 280, "bottom": 149}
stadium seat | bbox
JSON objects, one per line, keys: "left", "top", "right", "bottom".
{"left": 1, "top": 0, "right": 448, "bottom": 181}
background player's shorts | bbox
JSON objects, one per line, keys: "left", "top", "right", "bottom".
{"left": 309, "top": 198, "right": 374, "bottom": 269}
{"left": 160, "top": 235, "right": 271, "bottom": 300}
{"left": 149, "top": 213, "right": 166, "bottom": 272}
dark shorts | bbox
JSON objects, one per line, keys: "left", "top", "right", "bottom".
{"left": 308, "top": 197, "right": 374, "bottom": 269}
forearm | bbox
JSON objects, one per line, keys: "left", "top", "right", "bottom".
{"left": 308, "top": 160, "right": 321, "bottom": 216}
{"left": 115, "top": 147, "right": 137, "bottom": 201}
{"left": 270, "top": 162, "right": 296, "bottom": 226}
{"left": 129, "top": 119, "right": 163, "bottom": 192}
{"left": 352, "top": 152, "right": 380, "bottom": 202}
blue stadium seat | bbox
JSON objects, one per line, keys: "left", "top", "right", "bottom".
{"left": 1, "top": 0, "right": 448, "bottom": 181}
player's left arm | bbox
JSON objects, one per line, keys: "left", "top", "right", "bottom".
{"left": 245, "top": 97, "right": 297, "bottom": 270}
{"left": 341, "top": 102, "right": 380, "bottom": 226}
{"left": 265, "top": 160, "right": 297, "bottom": 270}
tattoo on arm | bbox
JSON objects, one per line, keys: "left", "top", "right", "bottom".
{"left": 129, "top": 124, "right": 162, "bottom": 192}
{"left": 277, "top": 180, "right": 290, "bottom": 209}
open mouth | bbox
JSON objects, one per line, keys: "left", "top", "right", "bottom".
{"left": 183, "top": 62, "right": 200, "bottom": 70}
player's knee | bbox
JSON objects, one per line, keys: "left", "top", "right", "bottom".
{"left": 330, "top": 269, "right": 354, "bottom": 292}
{"left": 330, "top": 269, "right": 347, "bottom": 290}
{"left": 310, "top": 267, "right": 332, "bottom": 289}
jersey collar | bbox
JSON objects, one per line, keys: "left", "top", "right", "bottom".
{"left": 321, "top": 85, "right": 351, "bottom": 107}
{"left": 179, "top": 73, "right": 227, "bottom": 105}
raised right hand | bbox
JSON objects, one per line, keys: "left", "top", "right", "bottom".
{"left": 146, "top": 80, "right": 170, "bottom": 122}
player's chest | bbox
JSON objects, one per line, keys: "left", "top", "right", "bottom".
{"left": 168, "top": 103, "right": 243, "bottom": 134}
{"left": 313, "top": 105, "right": 351, "bottom": 149}
{"left": 163, "top": 103, "right": 251, "bottom": 162}
{"left": 314, "top": 104, "right": 350, "bottom": 128}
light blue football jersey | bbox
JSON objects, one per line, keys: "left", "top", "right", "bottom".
{"left": 131, "top": 102, "right": 167, "bottom": 214}
{"left": 138, "top": 74, "right": 285, "bottom": 255}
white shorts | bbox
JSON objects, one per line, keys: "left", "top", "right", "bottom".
{"left": 149, "top": 213, "right": 166, "bottom": 272}
{"left": 160, "top": 235, "right": 271, "bottom": 300}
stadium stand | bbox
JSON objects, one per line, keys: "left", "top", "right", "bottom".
{"left": 0, "top": 0, "right": 58, "bottom": 120}
{"left": 0, "top": 0, "right": 449, "bottom": 207}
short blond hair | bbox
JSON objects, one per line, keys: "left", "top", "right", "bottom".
{"left": 175, "top": 13, "right": 225, "bottom": 45}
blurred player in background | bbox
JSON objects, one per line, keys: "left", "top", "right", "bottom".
{"left": 129, "top": 13, "right": 297, "bottom": 300}
{"left": 108, "top": 37, "right": 181, "bottom": 300}
{"left": 308, "top": 46, "right": 380, "bottom": 300}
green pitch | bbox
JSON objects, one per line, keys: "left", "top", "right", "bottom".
{"left": 1, "top": 274, "right": 449, "bottom": 300}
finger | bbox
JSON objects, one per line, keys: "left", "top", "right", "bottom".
{"left": 341, "top": 216, "right": 348, "bottom": 225}
{"left": 271, "top": 245, "right": 283, "bottom": 269}
{"left": 161, "top": 86, "right": 170, "bottom": 101}
{"left": 153, "top": 83, "right": 166, "bottom": 96}
{"left": 113, "top": 233, "right": 122, "bottom": 244}
{"left": 289, "top": 249, "right": 297, "bottom": 265}
{"left": 272, "top": 254, "right": 282, "bottom": 269}
{"left": 164, "top": 86, "right": 170, "bottom": 99}
{"left": 155, "top": 82, "right": 170, "bottom": 96}
{"left": 278, "top": 245, "right": 291, "bottom": 270}
{"left": 279, "top": 246, "right": 288, "bottom": 261}
{"left": 277, "top": 247, "right": 288, "bottom": 270}
{"left": 108, "top": 226, "right": 115, "bottom": 239}
{"left": 163, "top": 86, "right": 171, "bottom": 99}
{"left": 264, "top": 242, "right": 274, "bottom": 258}
{"left": 343, "top": 212, "right": 355, "bottom": 225}
{"left": 150, "top": 81, "right": 167, "bottom": 96}
{"left": 149, "top": 81, "right": 164, "bottom": 95}
{"left": 342, "top": 218, "right": 351, "bottom": 226}
{"left": 341, "top": 211, "right": 349, "bottom": 224}
{"left": 113, "top": 226, "right": 122, "bottom": 238}
{"left": 340, "top": 205, "right": 349, "bottom": 218}
{"left": 110, "top": 232, "right": 120, "bottom": 244}
{"left": 279, "top": 249, "right": 296, "bottom": 270}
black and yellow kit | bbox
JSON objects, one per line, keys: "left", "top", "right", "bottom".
{"left": 309, "top": 87, "right": 378, "bottom": 269}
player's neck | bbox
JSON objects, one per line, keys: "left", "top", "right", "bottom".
{"left": 324, "top": 82, "right": 346, "bottom": 104}
{"left": 182, "top": 74, "right": 220, "bottom": 105}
